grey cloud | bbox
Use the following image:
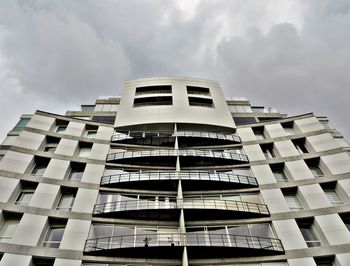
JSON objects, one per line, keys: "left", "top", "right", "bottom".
{"left": 0, "top": 0, "right": 349, "bottom": 140}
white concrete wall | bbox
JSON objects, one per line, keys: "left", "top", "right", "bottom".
{"left": 307, "top": 133, "right": 341, "bottom": 152}
{"left": 65, "top": 121, "right": 85, "bottom": 137}
{"left": 59, "top": 219, "right": 90, "bottom": 250}
{"left": 243, "top": 144, "right": 266, "bottom": 161}
{"left": 90, "top": 143, "right": 110, "bottom": 160}
{"left": 285, "top": 160, "right": 315, "bottom": 181}
{"left": 0, "top": 151, "right": 33, "bottom": 174}
{"left": 336, "top": 253, "right": 350, "bottom": 266}
{"left": 54, "top": 259, "right": 82, "bottom": 266}
{"left": 260, "top": 189, "right": 289, "bottom": 213}
{"left": 251, "top": 165, "right": 276, "bottom": 184}
{"left": 81, "top": 163, "right": 105, "bottom": 184}
{"left": 55, "top": 139, "right": 78, "bottom": 156}
{"left": 264, "top": 124, "right": 286, "bottom": 138}
{"left": 299, "top": 184, "right": 331, "bottom": 209}
{"left": 29, "top": 183, "right": 60, "bottom": 209}
{"left": 43, "top": 159, "right": 70, "bottom": 180}
{"left": 96, "top": 126, "right": 114, "bottom": 140}
{"left": 288, "top": 258, "right": 316, "bottom": 266}
{"left": 274, "top": 140, "right": 299, "bottom": 157}
{"left": 0, "top": 176, "right": 19, "bottom": 202}
{"left": 0, "top": 254, "right": 32, "bottom": 266}
{"left": 71, "top": 188, "right": 98, "bottom": 213}
{"left": 11, "top": 214, "right": 47, "bottom": 246}
{"left": 294, "top": 117, "right": 324, "bottom": 133}
{"left": 321, "top": 152, "right": 350, "bottom": 175}
{"left": 26, "top": 114, "right": 55, "bottom": 131}
{"left": 13, "top": 131, "right": 45, "bottom": 151}
{"left": 315, "top": 214, "right": 350, "bottom": 245}
{"left": 236, "top": 128, "right": 256, "bottom": 141}
{"left": 273, "top": 219, "right": 307, "bottom": 250}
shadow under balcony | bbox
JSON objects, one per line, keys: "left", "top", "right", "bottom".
{"left": 92, "top": 199, "right": 269, "bottom": 220}
{"left": 100, "top": 171, "right": 258, "bottom": 191}
{"left": 84, "top": 233, "right": 284, "bottom": 259}
{"left": 106, "top": 150, "right": 248, "bottom": 167}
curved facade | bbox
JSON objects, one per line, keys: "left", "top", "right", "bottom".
{"left": 0, "top": 77, "right": 349, "bottom": 266}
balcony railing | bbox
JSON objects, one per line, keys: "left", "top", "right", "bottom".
{"left": 84, "top": 233, "right": 284, "bottom": 256}
{"left": 100, "top": 171, "right": 258, "bottom": 188}
{"left": 93, "top": 198, "right": 269, "bottom": 217}
{"left": 106, "top": 150, "right": 248, "bottom": 162}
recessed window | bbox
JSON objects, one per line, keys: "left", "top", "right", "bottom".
{"left": 271, "top": 164, "right": 288, "bottom": 182}
{"left": 233, "top": 117, "right": 257, "bottom": 125}
{"left": 15, "top": 181, "right": 37, "bottom": 206}
{"left": 78, "top": 142, "right": 92, "bottom": 157}
{"left": 57, "top": 189, "right": 76, "bottom": 211}
{"left": 283, "top": 188, "right": 303, "bottom": 211}
{"left": 31, "top": 157, "right": 50, "bottom": 176}
{"left": 12, "top": 117, "right": 31, "bottom": 132}
{"left": 43, "top": 136, "right": 60, "bottom": 153}
{"left": 321, "top": 183, "right": 343, "bottom": 206}
{"left": 281, "top": 121, "right": 294, "bottom": 135}
{"left": 261, "top": 143, "right": 275, "bottom": 159}
{"left": 32, "top": 257, "right": 55, "bottom": 266}
{"left": 0, "top": 215, "right": 21, "bottom": 243}
{"left": 305, "top": 158, "right": 324, "bottom": 177}
{"left": 133, "top": 96, "right": 173, "bottom": 107}
{"left": 55, "top": 120, "right": 68, "bottom": 133}
{"left": 253, "top": 127, "right": 265, "bottom": 140}
{"left": 135, "top": 85, "right": 172, "bottom": 95}
{"left": 314, "top": 256, "right": 335, "bottom": 266}
{"left": 91, "top": 116, "right": 116, "bottom": 124}
{"left": 43, "top": 220, "right": 66, "bottom": 248}
{"left": 292, "top": 138, "right": 308, "bottom": 154}
{"left": 188, "top": 97, "right": 214, "bottom": 108}
{"left": 85, "top": 124, "right": 98, "bottom": 138}
{"left": 229, "top": 105, "right": 253, "bottom": 113}
{"left": 340, "top": 213, "right": 350, "bottom": 231}
{"left": 68, "top": 162, "right": 86, "bottom": 181}
{"left": 297, "top": 219, "right": 322, "bottom": 247}
{"left": 186, "top": 86, "right": 210, "bottom": 96}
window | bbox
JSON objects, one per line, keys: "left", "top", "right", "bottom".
{"left": 135, "top": 85, "right": 172, "bottom": 95}
{"left": 188, "top": 97, "right": 214, "bottom": 108}
{"left": 297, "top": 219, "right": 322, "bottom": 247}
{"left": 31, "top": 157, "right": 50, "bottom": 176}
{"left": 229, "top": 105, "right": 253, "bottom": 113}
{"left": 314, "top": 256, "right": 335, "bottom": 266}
{"left": 68, "top": 162, "right": 86, "bottom": 181}
{"left": 186, "top": 86, "right": 210, "bottom": 96}
{"left": 91, "top": 116, "right": 116, "bottom": 124}
{"left": 283, "top": 189, "right": 303, "bottom": 211}
{"left": 271, "top": 164, "right": 288, "bottom": 182}
{"left": 133, "top": 96, "right": 173, "bottom": 107}
{"left": 292, "top": 138, "right": 308, "bottom": 154}
{"left": 56, "top": 125, "right": 67, "bottom": 133}
{"left": 85, "top": 125, "right": 98, "bottom": 138}
{"left": 55, "top": 120, "right": 68, "bottom": 133}
{"left": 340, "top": 213, "right": 350, "bottom": 231}
{"left": 43, "top": 136, "right": 60, "bottom": 153}
{"left": 57, "top": 191, "right": 76, "bottom": 211}
{"left": 253, "top": 127, "right": 265, "bottom": 140}
{"left": 321, "top": 183, "right": 344, "bottom": 206}
{"left": 15, "top": 183, "right": 36, "bottom": 206}
{"left": 78, "top": 142, "right": 92, "bottom": 157}
{"left": 32, "top": 257, "right": 55, "bottom": 266}
{"left": 43, "top": 221, "right": 66, "bottom": 248}
{"left": 306, "top": 158, "right": 324, "bottom": 177}
{"left": 0, "top": 217, "right": 20, "bottom": 243}
{"left": 261, "top": 144, "right": 275, "bottom": 159}
{"left": 12, "top": 117, "right": 31, "bottom": 132}
{"left": 281, "top": 121, "right": 294, "bottom": 135}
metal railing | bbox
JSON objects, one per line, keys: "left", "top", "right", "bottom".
{"left": 106, "top": 150, "right": 248, "bottom": 162}
{"left": 100, "top": 172, "right": 258, "bottom": 187}
{"left": 111, "top": 131, "right": 241, "bottom": 143}
{"left": 84, "top": 233, "right": 283, "bottom": 253}
{"left": 93, "top": 198, "right": 269, "bottom": 216}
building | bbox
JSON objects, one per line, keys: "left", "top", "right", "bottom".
{"left": 0, "top": 76, "right": 349, "bottom": 266}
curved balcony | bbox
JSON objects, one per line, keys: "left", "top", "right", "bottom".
{"left": 100, "top": 171, "right": 258, "bottom": 190}
{"left": 106, "top": 150, "right": 248, "bottom": 167}
{"left": 111, "top": 131, "right": 241, "bottom": 147}
{"left": 93, "top": 199, "right": 269, "bottom": 220}
{"left": 84, "top": 233, "right": 284, "bottom": 258}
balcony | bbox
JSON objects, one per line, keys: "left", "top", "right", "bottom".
{"left": 106, "top": 150, "right": 249, "bottom": 167}
{"left": 84, "top": 233, "right": 284, "bottom": 258}
{"left": 92, "top": 198, "right": 269, "bottom": 220}
{"left": 111, "top": 131, "right": 241, "bottom": 147}
{"left": 100, "top": 171, "right": 258, "bottom": 190}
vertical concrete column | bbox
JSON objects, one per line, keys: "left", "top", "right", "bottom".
{"left": 182, "top": 246, "right": 189, "bottom": 266}
{"left": 299, "top": 184, "right": 331, "bottom": 209}
{"left": 59, "top": 219, "right": 91, "bottom": 251}
{"left": 29, "top": 183, "right": 60, "bottom": 209}
{"left": 272, "top": 219, "right": 307, "bottom": 250}
{"left": 314, "top": 214, "right": 350, "bottom": 245}
{"left": 260, "top": 189, "right": 290, "bottom": 213}
{"left": 0, "top": 176, "right": 20, "bottom": 203}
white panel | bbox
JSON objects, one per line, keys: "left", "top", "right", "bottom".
{"left": 43, "top": 159, "right": 70, "bottom": 180}
{"left": 294, "top": 117, "right": 324, "bottom": 133}
{"left": 274, "top": 140, "right": 299, "bottom": 157}
{"left": 243, "top": 144, "right": 265, "bottom": 161}
{"left": 81, "top": 164, "right": 105, "bottom": 184}
{"left": 0, "top": 254, "right": 32, "bottom": 266}
{"left": 336, "top": 253, "right": 350, "bottom": 266}
{"left": 29, "top": 183, "right": 60, "bottom": 209}
{"left": 55, "top": 139, "right": 78, "bottom": 156}
{"left": 65, "top": 121, "right": 85, "bottom": 137}
{"left": 96, "top": 126, "right": 114, "bottom": 140}
{"left": 265, "top": 124, "right": 286, "bottom": 138}
{"left": 288, "top": 258, "right": 316, "bottom": 266}
{"left": 251, "top": 165, "right": 276, "bottom": 184}
{"left": 273, "top": 219, "right": 308, "bottom": 250}
{"left": 13, "top": 131, "right": 45, "bottom": 150}
{"left": 338, "top": 179, "right": 350, "bottom": 199}
{"left": 285, "top": 160, "right": 315, "bottom": 181}
{"left": 54, "top": 259, "right": 82, "bottom": 266}
{"left": 0, "top": 176, "right": 19, "bottom": 202}
{"left": 236, "top": 128, "right": 256, "bottom": 141}
{"left": 0, "top": 151, "right": 33, "bottom": 174}
{"left": 26, "top": 114, "right": 55, "bottom": 131}
{"left": 1, "top": 136, "right": 18, "bottom": 146}
{"left": 299, "top": 184, "right": 331, "bottom": 209}
{"left": 59, "top": 219, "right": 90, "bottom": 251}
{"left": 11, "top": 214, "right": 47, "bottom": 246}
{"left": 260, "top": 189, "right": 289, "bottom": 213}
{"left": 315, "top": 214, "right": 350, "bottom": 245}
{"left": 307, "top": 133, "right": 341, "bottom": 152}
{"left": 71, "top": 188, "right": 98, "bottom": 213}
{"left": 321, "top": 152, "right": 350, "bottom": 175}
{"left": 90, "top": 143, "right": 110, "bottom": 160}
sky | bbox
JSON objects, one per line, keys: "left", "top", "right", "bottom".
{"left": 0, "top": 0, "right": 349, "bottom": 141}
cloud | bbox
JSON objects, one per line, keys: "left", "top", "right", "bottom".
{"left": 0, "top": 0, "right": 349, "bottom": 140}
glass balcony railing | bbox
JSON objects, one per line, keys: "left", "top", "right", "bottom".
{"left": 100, "top": 171, "right": 258, "bottom": 188}
{"left": 93, "top": 198, "right": 269, "bottom": 217}
{"left": 84, "top": 233, "right": 284, "bottom": 257}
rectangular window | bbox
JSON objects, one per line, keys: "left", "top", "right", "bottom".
{"left": 43, "top": 222, "right": 66, "bottom": 248}
{"left": 261, "top": 144, "right": 275, "bottom": 159}
{"left": 0, "top": 218, "right": 20, "bottom": 243}
{"left": 56, "top": 125, "right": 67, "bottom": 133}
{"left": 135, "top": 85, "right": 172, "bottom": 95}
{"left": 292, "top": 138, "right": 308, "bottom": 154}
{"left": 282, "top": 122, "right": 294, "bottom": 135}
{"left": 44, "top": 136, "right": 60, "bottom": 154}
{"left": 324, "top": 190, "right": 343, "bottom": 206}
{"left": 86, "top": 130, "right": 97, "bottom": 138}
{"left": 16, "top": 191, "right": 34, "bottom": 206}
{"left": 68, "top": 163, "right": 86, "bottom": 181}
{"left": 31, "top": 157, "right": 50, "bottom": 176}
{"left": 253, "top": 127, "right": 265, "bottom": 140}
{"left": 188, "top": 97, "right": 214, "bottom": 108}
{"left": 305, "top": 158, "right": 324, "bottom": 177}
{"left": 186, "top": 86, "right": 210, "bottom": 96}
{"left": 314, "top": 256, "right": 335, "bottom": 266}
{"left": 271, "top": 164, "right": 288, "bottom": 182}
{"left": 284, "top": 193, "right": 303, "bottom": 211}
{"left": 133, "top": 96, "right": 173, "bottom": 107}
{"left": 340, "top": 213, "right": 350, "bottom": 231}
{"left": 57, "top": 192, "right": 76, "bottom": 211}
{"left": 78, "top": 142, "right": 92, "bottom": 157}
{"left": 297, "top": 219, "right": 322, "bottom": 247}
{"left": 12, "top": 117, "right": 31, "bottom": 132}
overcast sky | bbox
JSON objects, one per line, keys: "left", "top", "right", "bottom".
{"left": 0, "top": 0, "right": 349, "bottom": 141}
